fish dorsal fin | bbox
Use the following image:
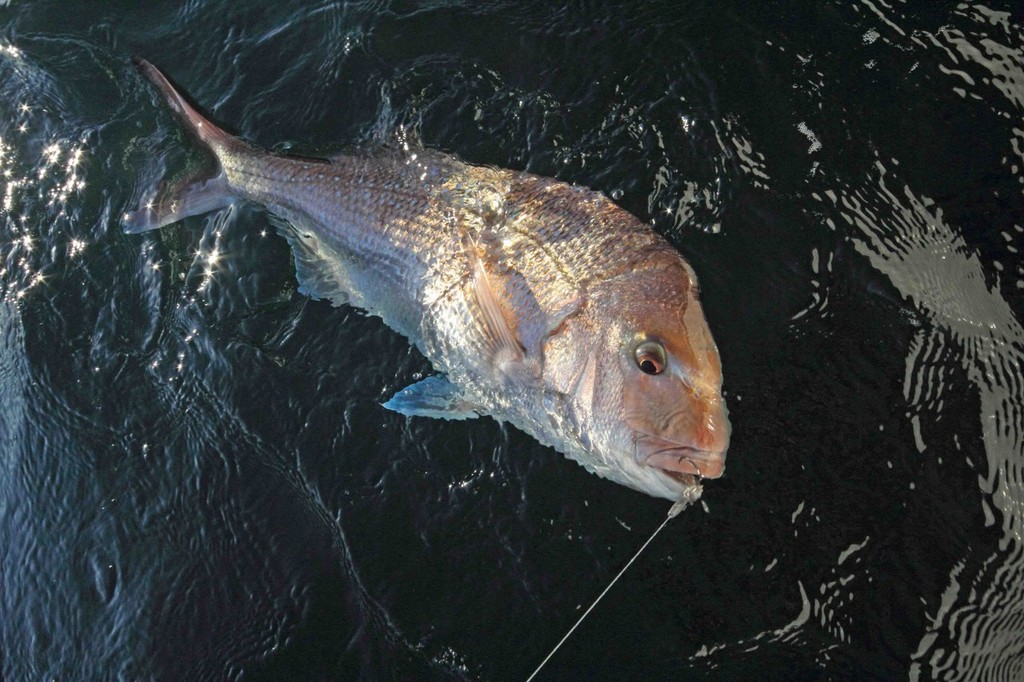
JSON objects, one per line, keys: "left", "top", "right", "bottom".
{"left": 465, "top": 236, "right": 526, "bottom": 365}
{"left": 280, "top": 152, "right": 332, "bottom": 165}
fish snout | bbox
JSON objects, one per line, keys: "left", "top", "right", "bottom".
{"left": 693, "top": 395, "right": 730, "bottom": 454}
{"left": 636, "top": 399, "right": 730, "bottom": 481}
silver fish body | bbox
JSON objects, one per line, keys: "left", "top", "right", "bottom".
{"left": 127, "top": 59, "right": 731, "bottom": 501}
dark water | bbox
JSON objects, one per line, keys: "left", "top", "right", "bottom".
{"left": 1, "top": 1, "right": 1023, "bottom": 679}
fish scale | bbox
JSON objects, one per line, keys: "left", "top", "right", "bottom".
{"left": 126, "top": 58, "right": 730, "bottom": 501}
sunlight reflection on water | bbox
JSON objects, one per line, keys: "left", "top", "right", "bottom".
{"left": 1, "top": 2, "right": 1023, "bottom": 679}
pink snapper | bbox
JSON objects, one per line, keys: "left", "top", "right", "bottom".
{"left": 126, "top": 59, "right": 730, "bottom": 501}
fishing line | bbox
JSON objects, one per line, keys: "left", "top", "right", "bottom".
{"left": 525, "top": 488, "right": 701, "bottom": 682}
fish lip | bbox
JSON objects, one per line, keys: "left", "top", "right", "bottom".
{"left": 636, "top": 436, "right": 726, "bottom": 481}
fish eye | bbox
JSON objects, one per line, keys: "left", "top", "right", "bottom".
{"left": 634, "top": 340, "right": 667, "bottom": 375}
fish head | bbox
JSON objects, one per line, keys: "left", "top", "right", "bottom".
{"left": 543, "top": 252, "right": 730, "bottom": 500}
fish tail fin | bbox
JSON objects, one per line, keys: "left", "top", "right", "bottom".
{"left": 123, "top": 58, "right": 238, "bottom": 233}
{"left": 123, "top": 172, "right": 231, "bottom": 233}
{"left": 132, "top": 57, "right": 236, "bottom": 154}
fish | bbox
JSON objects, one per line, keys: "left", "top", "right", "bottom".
{"left": 125, "top": 58, "right": 731, "bottom": 501}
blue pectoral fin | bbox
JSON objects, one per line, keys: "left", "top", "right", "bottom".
{"left": 382, "top": 376, "right": 481, "bottom": 421}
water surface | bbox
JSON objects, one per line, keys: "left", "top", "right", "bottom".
{"left": 1, "top": 1, "right": 1023, "bottom": 679}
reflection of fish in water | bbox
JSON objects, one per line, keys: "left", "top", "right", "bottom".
{"left": 125, "top": 58, "right": 730, "bottom": 501}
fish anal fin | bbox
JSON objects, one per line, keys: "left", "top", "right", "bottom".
{"left": 267, "top": 215, "right": 351, "bottom": 307}
{"left": 382, "top": 376, "right": 480, "bottom": 421}
{"left": 123, "top": 170, "right": 232, "bottom": 233}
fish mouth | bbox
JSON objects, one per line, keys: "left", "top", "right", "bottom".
{"left": 636, "top": 436, "right": 726, "bottom": 484}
